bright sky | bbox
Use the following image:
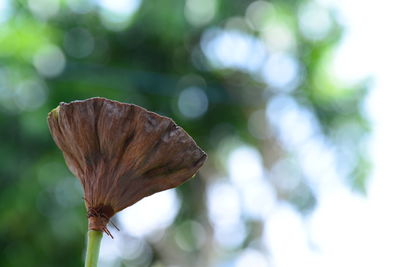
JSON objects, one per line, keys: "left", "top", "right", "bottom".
{"left": 265, "top": 0, "right": 400, "bottom": 266}
{"left": 266, "top": 0, "right": 400, "bottom": 266}
{"left": 321, "top": 0, "right": 400, "bottom": 266}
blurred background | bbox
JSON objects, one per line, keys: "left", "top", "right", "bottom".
{"left": 0, "top": 0, "right": 398, "bottom": 266}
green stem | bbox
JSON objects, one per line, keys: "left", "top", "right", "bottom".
{"left": 85, "top": 230, "right": 103, "bottom": 267}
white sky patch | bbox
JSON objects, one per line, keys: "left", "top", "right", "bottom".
{"left": 325, "top": 0, "right": 381, "bottom": 86}
{"left": 207, "top": 180, "right": 241, "bottom": 227}
{"left": 118, "top": 189, "right": 180, "bottom": 237}
{"left": 326, "top": 0, "right": 400, "bottom": 265}
{"left": 235, "top": 248, "right": 271, "bottom": 267}
{"left": 96, "top": 0, "right": 142, "bottom": 31}
{"left": 308, "top": 187, "right": 383, "bottom": 267}
{"left": 99, "top": 234, "right": 120, "bottom": 264}
{"left": 264, "top": 203, "right": 322, "bottom": 267}
{"left": 96, "top": 0, "right": 141, "bottom": 16}
{"left": 228, "top": 146, "right": 276, "bottom": 220}
{"left": 207, "top": 180, "right": 246, "bottom": 248}
{"left": 228, "top": 146, "right": 264, "bottom": 186}
{"left": 99, "top": 234, "right": 152, "bottom": 266}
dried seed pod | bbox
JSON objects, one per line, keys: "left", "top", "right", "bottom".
{"left": 48, "top": 97, "right": 207, "bottom": 236}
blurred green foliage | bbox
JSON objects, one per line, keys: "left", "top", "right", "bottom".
{"left": 0, "top": 0, "right": 369, "bottom": 266}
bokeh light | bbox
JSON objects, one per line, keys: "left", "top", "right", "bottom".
{"left": 96, "top": 0, "right": 142, "bottom": 31}
{"left": 66, "top": 0, "right": 94, "bottom": 14}
{"left": 261, "top": 22, "right": 296, "bottom": 53}
{"left": 201, "top": 28, "right": 266, "bottom": 72}
{"left": 228, "top": 146, "right": 276, "bottom": 219}
{"left": 174, "top": 220, "right": 206, "bottom": 252}
{"left": 33, "top": 44, "right": 66, "bottom": 78}
{"left": 0, "top": 0, "right": 12, "bottom": 24}
{"left": 177, "top": 86, "right": 208, "bottom": 119}
{"left": 245, "top": 1, "right": 272, "bottom": 31}
{"left": 28, "top": 0, "right": 60, "bottom": 20}
{"left": 15, "top": 79, "right": 47, "bottom": 111}
{"left": 64, "top": 28, "right": 95, "bottom": 59}
{"left": 235, "top": 248, "right": 270, "bottom": 267}
{"left": 262, "top": 52, "right": 300, "bottom": 91}
{"left": 207, "top": 180, "right": 246, "bottom": 249}
{"left": 118, "top": 189, "right": 180, "bottom": 237}
{"left": 185, "top": 0, "right": 217, "bottom": 26}
{"left": 298, "top": 2, "right": 333, "bottom": 41}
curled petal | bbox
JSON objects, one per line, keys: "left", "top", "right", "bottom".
{"left": 48, "top": 97, "right": 207, "bottom": 232}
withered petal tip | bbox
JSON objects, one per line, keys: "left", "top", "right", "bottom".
{"left": 48, "top": 105, "right": 60, "bottom": 120}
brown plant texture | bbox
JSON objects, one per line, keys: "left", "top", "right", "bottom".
{"left": 47, "top": 97, "right": 207, "bottom": 236}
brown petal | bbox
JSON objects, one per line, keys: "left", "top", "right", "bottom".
{"left": 48, "top": 97, "right": 207, "bottom": 231}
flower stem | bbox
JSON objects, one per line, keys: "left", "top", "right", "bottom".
{"left": 85, "top": 230, "right": 103, "bottom": 267}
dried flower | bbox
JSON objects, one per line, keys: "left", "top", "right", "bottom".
{"left": 48, "top": 97, "right": 207, "bottom": 236}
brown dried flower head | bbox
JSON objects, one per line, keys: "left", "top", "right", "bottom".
{"left": 47, "top": 97, "right": 207, "bottom": 236}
